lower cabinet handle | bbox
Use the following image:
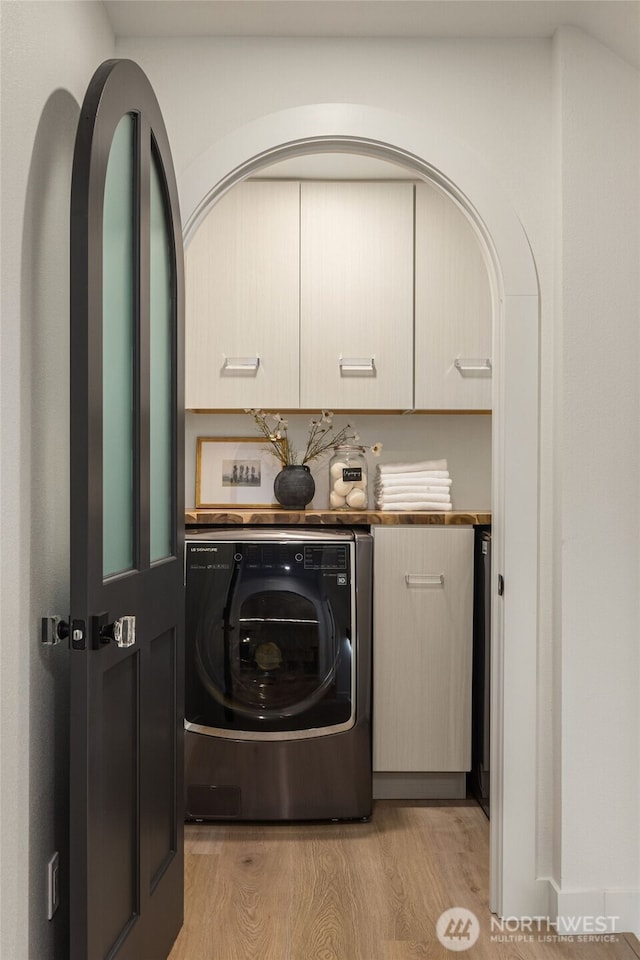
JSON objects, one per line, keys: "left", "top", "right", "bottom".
{"left": 454, "top": 358, "right": 492, "bottom": 375}
{"left": 339, "top": 356, "right": 376, "bottom": 375}
{"left": 222, "top": 356, "right": 260, "bottom": 374}
{"left": 405, "top": 573, "right": 445, "bottom": 587}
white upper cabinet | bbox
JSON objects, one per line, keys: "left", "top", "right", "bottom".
{"left": 185, "top": 178, "right": 492, "bottom": 412}
{"left": 299, "top": 182, "right": 414, "bottom": 410}
{"left": 414, "top": 182, "right": 493, "bottom": 410}
{"left": 185, "top": 181, "right": 300, "bottom": 409}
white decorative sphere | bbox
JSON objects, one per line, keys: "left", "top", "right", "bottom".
{"left": 330, "top": 491, "right": 347, "bottom": 508}
{"left": 333, "top": 479, "right": 354, "bottom": 497}
{"left": 330, "top": 460, "right": 348, "bottom": 479}
{"left": 346, "top": 488, "right": 367, "bottom": 509}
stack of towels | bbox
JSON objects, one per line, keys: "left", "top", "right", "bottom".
{"left": 374, "top": 458, "right": 453, "bottom": 511}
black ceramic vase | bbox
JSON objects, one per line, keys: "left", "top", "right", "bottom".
{"left": 273, "top": 464, "right": 315, "bottom": 509}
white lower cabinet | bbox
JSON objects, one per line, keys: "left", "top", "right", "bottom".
{"left": 372, "top": 526, "right": 474, "bottom": 774}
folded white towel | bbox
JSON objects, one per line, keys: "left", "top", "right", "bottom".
{"left": 374, "top": 483, "right": 451, "bottom": 500}
{"left": 377, "top": 459, "right": 448, "bottom": 475}
{"left": 378, "top": 501, "right": 453, "bottom": 512}
{"left": 376, "top": 490, "right": 451, "bottom": 507}
{"left": 375, "top": 469, "right": 450, "bottom": 483}
{"left": 374, "top": 476, "right": 452, "bottom": 490}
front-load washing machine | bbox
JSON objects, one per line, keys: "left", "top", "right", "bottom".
{"left": 184, "top": 527, "right": 373, "bottom": 821}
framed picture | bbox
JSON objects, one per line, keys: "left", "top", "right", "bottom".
{"left": 195, "top": 437, "right": 281, "bottom": 508}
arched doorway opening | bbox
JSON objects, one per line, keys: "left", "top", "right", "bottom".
{"left": 179, "top": 102, "right": 543, "bottom": 919}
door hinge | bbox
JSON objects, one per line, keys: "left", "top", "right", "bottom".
{"left": 41, "top": 617, "right": 86, "bottom": 649}
{"left": 497, "top": 574, "right": 505, "bottom": 596}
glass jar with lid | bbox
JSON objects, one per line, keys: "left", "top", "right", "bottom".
{"left": 328, "top": 445, "right": 368, "bottom": 510}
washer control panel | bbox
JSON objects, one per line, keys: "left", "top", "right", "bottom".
{"left": 187, "top": 540, "right": 349, "bottom": 573}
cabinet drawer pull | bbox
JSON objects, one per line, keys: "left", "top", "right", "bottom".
{"left": 454, "top": 358, "right": 492, "bottom": 376}
{"left": 222, "top": 356, "right": 260, "bottom": 374}
{"left": 339, "top": 356, "right": 376, "bottom": 376}
{"left": 405, "top": 573, "right": 445, "bottom": 587}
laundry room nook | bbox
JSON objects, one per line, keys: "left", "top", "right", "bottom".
{"left": 181, "top": 150, "right": 494, "bottom": 808}
{"left": 2, "top": 2, "right": 639, "bottom": 960}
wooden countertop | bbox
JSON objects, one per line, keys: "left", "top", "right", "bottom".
{"left": 185, "top": 508, "right": 490, "bottom": 526}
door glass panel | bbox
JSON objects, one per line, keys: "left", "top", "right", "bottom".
{"left": 102, "top": 114, "right": 135, "bottom": 578}
{"left": 149, "top": 146, "right": 173, "bottom": 562}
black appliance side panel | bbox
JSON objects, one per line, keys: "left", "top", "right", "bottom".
{"left": 470, "top": 526, "right": 491, "bottom": 817}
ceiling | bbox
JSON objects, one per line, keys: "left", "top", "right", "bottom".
{"left": 104, "top": 0, "right": 640, "bottom": 69}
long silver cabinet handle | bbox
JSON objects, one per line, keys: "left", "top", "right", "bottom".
{"left": 405, "top": 574, "right": 445, "bottom": 587}
{"left": 454, "top": 358, "right": 492, "bottom": 375}
{"left": 339, "top": 356, "right": 376, "bottom": 375}
{"left": 222, "top": 356, "right": 260, "bottom": 373}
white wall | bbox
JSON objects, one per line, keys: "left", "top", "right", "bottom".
{"left": 0, "top": 4, "right": 114, "bottom": 958}
{"left": 186, "top": 412, "right": 492, "bottom": 511}
{"left": 551, "top": 26, "right": 640, "bottom": 924}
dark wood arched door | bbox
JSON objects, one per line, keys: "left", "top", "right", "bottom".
{"left": 70, "top": 58, "right": 184, "bottom": 960}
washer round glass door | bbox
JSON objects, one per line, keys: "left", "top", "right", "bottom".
{"left": 200, "top": 581, "right": 337, "bottom": 717}
{"left": 185, "top": 539, "right": 355, "bottom": 737}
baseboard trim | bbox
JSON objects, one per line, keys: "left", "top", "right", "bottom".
{"left": 373, "top": 772, "right": 466, "bottom": 800}
{"left": 545, "top": 878, "right": 640, "bottom": 937}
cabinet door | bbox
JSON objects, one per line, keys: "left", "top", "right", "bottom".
{"left": 414, "top": 182, "right": 492, "bottom": 410}
{"left": 185, "top": 181, "right": 300, "bottom": 409}
{"left": 300, "top": 182, "right": 414, "bottom": 410}
{"left": 373, "top": 526, "right": 473, "bottom": 772}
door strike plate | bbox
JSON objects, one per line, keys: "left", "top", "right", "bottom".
{"left": 41, "top": 616, "right": 68, "bottom": 646}
{"left": 41, "top": 617, "right": 86, "bottom": 650}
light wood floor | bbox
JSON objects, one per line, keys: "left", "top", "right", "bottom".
{"left": 168, "top": 800, "right": 640, "bottom": 960}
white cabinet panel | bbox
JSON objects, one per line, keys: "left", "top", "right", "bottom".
{"left": 414, "top": 182, "right": 492, "bottom": 410}
{"left": 185, "top": 181, "right": 300, "bottom": 409}
{"left": 300, "top": 182, "right": 414, "bottom": 410}
{"left": 373, "top": 526, "right": 474, "bottom": 772}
